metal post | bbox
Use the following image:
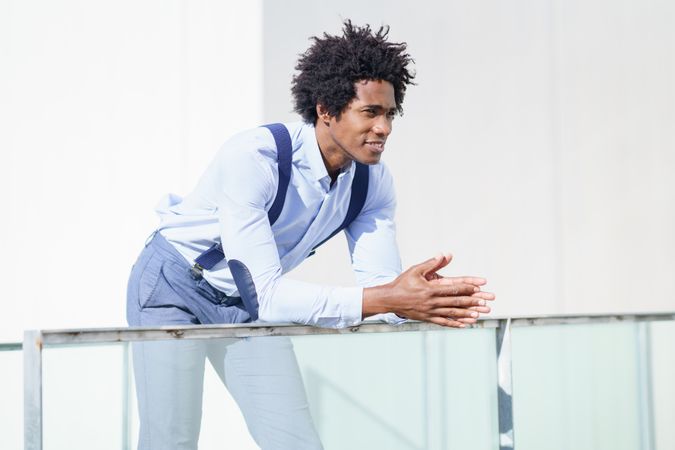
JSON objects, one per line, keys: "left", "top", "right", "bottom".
{"left": 122, "top": 342, "right": 132, "bottom": 450}
{"left": 635, "top": 322, "right": 655, "bottom": 450}
{"left": 496, "top": 318, "right": 515, "bottom": 450}
{"left": 23, "top": 330, "right": 43, "bottom": 450}
{"left": 423, "top": 330, "right": 447, "bottom": 450}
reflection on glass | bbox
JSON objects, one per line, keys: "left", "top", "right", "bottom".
{"left": 43, "top": 344, "right": 126, "bottom": 450}
{"left": 35, "top": 319, "right": 674, "bottom": 450}
{"left": 292, "top": 328, "right": 498, "bottom": 450}
{"left": 131, "top": 336, "right": 321, "bottom": 450}
{"left": 651, "top": 320, "right": 675, "bottom": 450}
{"left": 0, "top": 349, "right": 23, "bottom": 450}
{"left": 512, "top": 323, "right": 642, "bottom": 450}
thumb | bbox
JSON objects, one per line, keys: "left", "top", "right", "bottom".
{"left": 416, "top": 252, "right": 453, "bottom": 277}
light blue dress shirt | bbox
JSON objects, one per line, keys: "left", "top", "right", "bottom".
{"left": 156, "top": 121, "right": 403, "bottom": 328}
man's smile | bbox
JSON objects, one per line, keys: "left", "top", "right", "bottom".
{"left": 365, "top": 140, "right": 385, "bottom": 153}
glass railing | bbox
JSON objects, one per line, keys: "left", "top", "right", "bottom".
{"left": 0, "top": 342, "right": 23, "bottom": 450}
{"left": 15, "top": 313, "right": 675, "bottom": 450}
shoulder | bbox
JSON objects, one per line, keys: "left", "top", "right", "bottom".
{"left": 216, "top": 121, "right": 307, "bottom": 165}
{"left": 368, "top": 161, "right": 394, "bottom": 183}
{"left": 367, "top": 161, "right": 395, "bottom": 192}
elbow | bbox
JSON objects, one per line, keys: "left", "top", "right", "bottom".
{"left": 255, "top": 286, "right": 293, "bottom": 324}
{"left": 256, "top": 300, "right": 277, "bottom": 323}
{"left": 255, "top": 286, "right": 276, "bottom": 323}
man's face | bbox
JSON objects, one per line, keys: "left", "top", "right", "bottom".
{"left": 324, "top": 79, "right": 397, "bottom": 165}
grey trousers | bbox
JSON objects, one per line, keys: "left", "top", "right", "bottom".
{"left": 127, "top": 233, "right": 322, "bottom": 450}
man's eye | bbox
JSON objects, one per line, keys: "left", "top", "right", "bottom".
{"left": 364, "top": 109, "right": 376, "bottom": 116}
{"left": 387, "top": 111, "right": 396, "bottom": 119}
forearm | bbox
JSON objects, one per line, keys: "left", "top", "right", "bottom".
{"left": 257, "top": 277, "right": 364, "bottom": 328}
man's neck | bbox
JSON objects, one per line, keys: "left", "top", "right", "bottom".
{"left": 315, "top": 122, "right": 350, "bottom": 183}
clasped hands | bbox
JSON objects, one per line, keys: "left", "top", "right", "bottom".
{"left": 363, "top": 253, "right": 495, "bottom": 328}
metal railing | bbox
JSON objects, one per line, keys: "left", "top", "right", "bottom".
{"left": 16, "top": 311, "right": 675, "bottom": 450}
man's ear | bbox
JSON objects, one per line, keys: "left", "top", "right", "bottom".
{"left": 316, "top": 104, "right": 331, "bottom": 126}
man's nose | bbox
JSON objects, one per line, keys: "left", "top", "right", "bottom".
{"left": 373, "top": 116, "right": 392, "bottom": 137}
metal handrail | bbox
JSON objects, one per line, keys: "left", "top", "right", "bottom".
{"left": 0, "top": 342, "right": 22, "bottom": 351}
{"left": 14, "top": 311, "right": 675, "bottom": 348}
{"left": 21, "top": 311, "right": 675, "bottom": 450}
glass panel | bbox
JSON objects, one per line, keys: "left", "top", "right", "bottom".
{"left": 43, "top": 343, "right": 127, "bottom": 450}
{"left": 125, "top": 337, "right": 259, "bottom": 450}
{"left": 38, "top": 319, "right": 670, "bottom": 449}
{"left": 0, "top": 348, "right": 23, "bottom": 450}
{"left": 511, "top": 322, "right": 642, "bottom": 450}
{"left": 40, "top": 328, "right": 497, "bottom": 449}
{"left": 41, "top": 338, "right": 288, "bottom": 450}
{"left": 292, "top": 328, "right": 498, "bottom": 450}
{"left": 33, "top": 319, "right": 674, "bottom": 449}
{"left": 651, "top": 320, "right": 675, "bottom": 450}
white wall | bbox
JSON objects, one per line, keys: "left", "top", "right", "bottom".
{"left": 1, "top": 0, "right": 263, "bottom": 342}
{"left": 3, "top": 0, "right": 673, "bottom": 339}
{"left": 262, "top": 0, "right": 675, "bottom": 318}
{"left": 1, "top": 2, "right": 263, "bottom": 448}
{"left": 2, "top": 1, "right": 674, "bottom": 449}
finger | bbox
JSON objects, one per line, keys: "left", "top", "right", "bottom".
{"left": 431, "top": 283, "right": 479, "bottom": 297}
{"left": 428, "top": 316, "right": 465, "bottom": 328}
{"left": 416, "top": 252, "right": 453, "bottom": 278}
{"left": 431, "top": 276, "right": 487, "bottom": 286}
{"left": 457, "top": 276, "right": 487, "bottom": 285}
{"left": 468, "top": 306, "right": 491, "bottom": 314}
{"left": 471, "top": 291, "right": 496, "bottom": 301}
{"left": 430, "top": 277, "right": 484, "bottom": 287}
{"left": 425, "top": 271, "right": 442, "bottom": 282}
{"left": 429, "top": 308, "right": 479, "bottom": 318}
{"left": 456, "top": 317, "right": 478, "bottom": 324}
{"left": 430, "top": 296, "right": 487, "bottom": 308}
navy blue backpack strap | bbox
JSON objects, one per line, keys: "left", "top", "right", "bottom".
{"left": 193, "top": 123, "right": 292, "bottom": 272}
{"left": 308, "top": 161, "right": 370, "bottom": 257}
{"left": 227, "top": 259, "right": 260, "bottom": 320}
{"left": 263, "top": 123, "right": 293, "bottom": 225}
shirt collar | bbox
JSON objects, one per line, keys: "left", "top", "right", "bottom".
{"left": 299, "top": 123, "right": 330, "bottom": 182}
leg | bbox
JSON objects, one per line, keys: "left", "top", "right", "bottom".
{"left": 128, "top": 240, "right": 209, "bottom": 450}
{"left": 133, "top": 339, "right": 207, "bottom": 450}
{"left": 209, "top": 336, "right": 323, "bottom": 450}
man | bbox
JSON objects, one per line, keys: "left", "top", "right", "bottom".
{"left": 127, "top": 21, "right": 494, "bottom": 450}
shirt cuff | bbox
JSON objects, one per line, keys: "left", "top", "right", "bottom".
{"left": 326, "top": 286, "right": 363, "bottom": 328}
{"left": 362, "top": 312, "right": 407, "bottom": 325}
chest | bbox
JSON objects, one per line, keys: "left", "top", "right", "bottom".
{"left": 270, "top": 171, "right": 352, "bottom": 256}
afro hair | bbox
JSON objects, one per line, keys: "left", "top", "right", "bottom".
{"left": 291, "top": 20, "right": 415, "bottom": 124}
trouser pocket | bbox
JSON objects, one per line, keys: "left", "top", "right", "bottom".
{"left": 129, "top": 247, "right": 163, "bottom": 310}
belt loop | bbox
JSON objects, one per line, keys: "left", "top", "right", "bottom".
{"left": 144, "top": 230, "right": 158, "bottom": 247}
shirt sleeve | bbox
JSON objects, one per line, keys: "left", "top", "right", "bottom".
{"left": 214, "top": 137, "right": 363, "bottom": 329}
{"left": 345, "top": 163, "right": 406, "bottom": 325}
